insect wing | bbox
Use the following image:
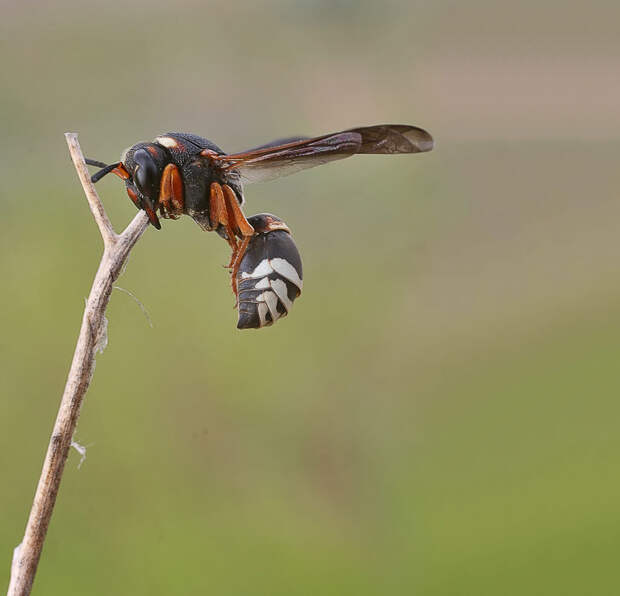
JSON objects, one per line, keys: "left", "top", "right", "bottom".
{"left": 239, "top": 136, "right": 310, "bottom": 152}
{"left": 343, "top": 124, "right": 434, "bottom": 154}
{"left": 221, "top": 132, "right": 361, "bottom": 183}
{"left": 218, "top": 124, "right": 433, "bottom": 183}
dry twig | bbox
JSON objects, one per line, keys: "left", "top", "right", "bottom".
{"left": 7, "top": 133, "right": 149, "bottom": 596}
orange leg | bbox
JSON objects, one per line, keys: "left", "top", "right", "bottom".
{"left": 158, "top": 164, "right": 184, "bottom": 219}
{"left": 222, "top": 185, "right": 254, "bottom": 237}
{"left": 209, "top": 182, "right": 238, "bottom": 253}
{"left": 221, "top": 184, "right": 255, "bottom": 299}
{"left": 207, "top": 183, "right": 255, "bottom": 300}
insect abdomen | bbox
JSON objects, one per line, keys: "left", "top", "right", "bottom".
{"left": 236, "top": 217, "right": 303, "bottom": 329}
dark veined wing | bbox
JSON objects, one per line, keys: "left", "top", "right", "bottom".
{"left": 239, "top": 136, "right": 310, "bottom": 152}
{"left": 218, "top": 132, "right": 361, "bottom": 183}
{"left": 346, "top": 125, "right": 433, "bottom": 154}
{"left": 215, "top": 124, "right": 433, "bottom": 183}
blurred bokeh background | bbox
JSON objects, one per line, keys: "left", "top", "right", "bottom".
{"left": 2, "top": 1, "right": 619, "bottom": 594}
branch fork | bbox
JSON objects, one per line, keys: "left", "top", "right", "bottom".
{"left": 7, "top": 133, "right": 149, "bottom": 596}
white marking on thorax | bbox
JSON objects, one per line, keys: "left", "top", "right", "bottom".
{"left": 154, "top": 136, "right": 180, "bottom": 149}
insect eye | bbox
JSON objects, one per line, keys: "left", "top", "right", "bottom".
{"left": 132, "top": 148, "right": 159, "bottom": 199}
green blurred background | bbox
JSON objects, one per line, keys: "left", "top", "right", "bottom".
{"left": 2, "top": 1, "right": 619, "bottom": 594}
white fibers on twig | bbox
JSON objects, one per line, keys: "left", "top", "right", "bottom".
{"left": 119, "top": 257, "right": 129, "bottom": 279}
{"left": 113, "top": 285, "right": 154, "bottom": 327}
{"left": 70, "top": 440, "right": 91, "bottom": 469}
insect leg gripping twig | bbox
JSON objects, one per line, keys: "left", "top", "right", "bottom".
{"left": 7, "top": 133, "right": 150, "bottom": 596}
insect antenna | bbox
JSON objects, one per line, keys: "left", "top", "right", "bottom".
{"left": 90, "top": 162, "right": 124, "bottom": 183}
{"left": 85, "top": 158, "right": 109, "bottom": 168}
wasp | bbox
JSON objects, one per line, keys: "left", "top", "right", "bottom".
{"left": 87, "top": 125, "right": 433, "bottom": 329}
